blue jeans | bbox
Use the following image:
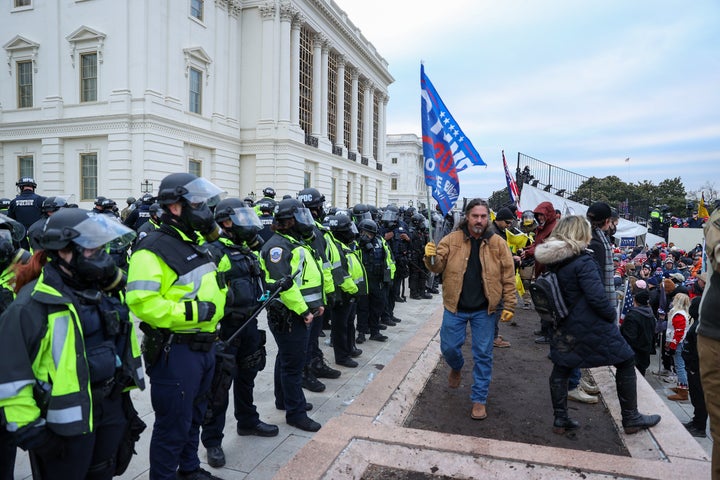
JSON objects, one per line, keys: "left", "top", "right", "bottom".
{"left": 440, "top": 308, "right": 497, "bottom": 404}
{"left": 675, "top": 342, "right": 687, "bottom": 386}
{"left": 569, "top": 368, "right": 581, "bottom": 390}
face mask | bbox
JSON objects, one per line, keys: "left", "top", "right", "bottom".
{"left": 181, "top": 203, "right": 221, "bottom": 241}
{"left": 71, "top": 246, "right": 120, "bottom": 290}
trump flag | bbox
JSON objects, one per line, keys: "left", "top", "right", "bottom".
{"left": 421, "top": 65, "right": 485, "bottom": 215}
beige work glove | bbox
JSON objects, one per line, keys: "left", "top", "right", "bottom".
{"left": 424, "top": 242, "right": 437, "bottom": 257}
{"left": 500, "top": 310, "right": 514, "bottom": 323}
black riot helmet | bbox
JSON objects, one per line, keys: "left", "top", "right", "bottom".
{"left": 274, "top": 198, "right": 315, "bottom": 237}
{"left": 149, "top": 203, "right": 162, "bottom": 218}
{"left": 214, "top": 198, "right": 263, "bottom": 244}
{"left": 0, "top": 214, "right": 29, "bottom": 270}
{"left": 255, "top": 198, "right": 276, "bottom": 214}
{"left": 126, "top": 196, "right": 137, "bottom": 206}
{"left": 0, "top": 198, "right": 10, "bottom": 210}
{"left": 157, "top": 173, "right": 224, "bottom": 207}
{"left": 327, "top": 214, "right": 358, "bottom": 244}
{"left": 352, "top": 203, "right": 371, "bottom": 223}
{"left": 157, "top": 173, "right": 225, "bottom": 240}
{"left": 262, "top": 187, "right": 276, "bottom": 199}
{"left": 37, "top": 209, "right": 136, "bottom": 290}
{"left": 41, "top": 196, "right": 70, "bottom": 215}
{"left": 94, "top": 196, "right": 107, "bottom": 207}
{"left": 357, "top": 219, "right": 378, "bottom": 235}
{"left": 411, "top": 213, "right": 427, "bottom": 229}
{"left": 297, "top": 188, "right": 326, "bottom": 220}
{"left": 381, "top": 205, "right": 400, "bottom": 228}
{"left": 16, "top": 176, "right": 37, "bottom": 190}
{"left": 140, "top": 193, "right": 154, "bottom": 205}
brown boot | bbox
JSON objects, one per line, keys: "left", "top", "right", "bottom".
{"left": 667, "top": 388, "right": 688, "bottom": 401}
{"left": 471, "top": 402, "right": 487, "bottom": 420}
{"left": 448, "top": 369, "right": 461, "bottom": 388}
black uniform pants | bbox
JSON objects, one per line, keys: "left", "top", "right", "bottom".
{"left": 201, "top": 319, "right": 263, "bottom": 448}
{"left": 271, "top": 317, "right": 311, "bottom": 422}
{"left": 357, "top": 281, "right": 385, "bottom": 335}
{"left": 34, "top": 392, "right": 126, "bottom": 480}
{"left": 332, "top": 300, "right": 355, "bottom": 362}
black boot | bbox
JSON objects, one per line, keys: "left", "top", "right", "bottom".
{"left": 615, "top": 360, "right": 661, "bottom": 434}
{"left": 549, "top": 375, "right": 579, "bottom": 434}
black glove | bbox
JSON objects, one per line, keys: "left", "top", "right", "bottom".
{"left": 15, "top": 420, "right": 65, "bottom": 458}
{"left": 276, "top": 275, "right": 294, "bottom": 292}
{"left": 196, "top": 301, "right": 217, "bottom": 322}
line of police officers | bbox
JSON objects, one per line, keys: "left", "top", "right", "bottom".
{"left": 0, "top": 173, "right": 434, "bottom": 480}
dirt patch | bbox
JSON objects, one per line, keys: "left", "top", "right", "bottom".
{"left": 361, "top": 464, "right": 456, "bottom": 480}
{"left": 403, "top": 307, "right": 629, "bottom": 457}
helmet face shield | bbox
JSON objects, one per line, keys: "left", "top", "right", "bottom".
{"left": 228, "top": 207, "right": 263, "bottom": 229}
{"left": 181, "top": 177, "right": 226, "bottom": 207}
{"left": 293, "top": 207, "right": 315, "bottom": 229}
{"left": 73, "top": 213, "right": 137, "bottom": 249}
{"left": 0, "top": 213, "right": 26, "bottom": 243}
{"left": 381, "top": 210, "right": 399, "bottom": 223}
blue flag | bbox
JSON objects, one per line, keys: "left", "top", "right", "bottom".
{"left": 421, "top": 65, "right": 485, "bottom": 215}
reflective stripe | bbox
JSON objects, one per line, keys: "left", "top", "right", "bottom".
{"left": 46, "top": 405, "right": 83, "bottom": 425}
{"left": 354, "top": 278, "right": 362, "bottom": 285}
{"left": 127, "top": 280, "right": 162, "bottom": 292}
{"left": 331, "top": 260, "right": 342, "bottom": 269}
{"left": 136, "top": 366, "right": 145, "bottom": 381}
{"left": 295, "top": 249, "right": 306, "bottom": 288}
{"left": 303, "top": 292, "right": 323, "bottom": 303}
{"left": 0, "top": 379, "right": 33, "bottom": 400}
{"left": 177, "top": 263, "right": 217, "bottom": 300}
{"left": 52, "top": 315, "right": 70, "bottom": 368}
{"left": 322, "top": 260, "right": 332, "bottom": 269}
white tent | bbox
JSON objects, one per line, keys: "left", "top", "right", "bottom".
{"left": 518, "top": 184, "right": 665, "bottom": 247}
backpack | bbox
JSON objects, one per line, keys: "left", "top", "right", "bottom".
{"left": 529, "top": 270, "right": 571, "bottom": 328}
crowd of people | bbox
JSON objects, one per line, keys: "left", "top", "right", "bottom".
{"left": 2, "top": 173, "right": 718, "bottom": 479}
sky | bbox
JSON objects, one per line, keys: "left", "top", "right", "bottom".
{"left": 334, "top": 0, "right": 720, "bottom": 201}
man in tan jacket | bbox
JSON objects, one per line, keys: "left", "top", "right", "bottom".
{"left": 424, "top": 198, "right": 517, "bottom": 420}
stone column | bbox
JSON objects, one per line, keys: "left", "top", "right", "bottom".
{"left": 378, "top": 93, "right": 388, "bottom": 164}
{"left": 320, "top": 40, "right": 330, "bottom": 138}
{"left": 349, "top": 68, "right": 359, "bottom": 155}
{"left": 290, "top": 14, "right": 303, "bottom": 125}
{"left": 278, "top": 3, "right": 295, "bottom": 123}
{"left": 311, "top": 33, "right": 324, "bottom": 137}
{"left": 258, "top": 3, "right": 276, "bottom": 122}
{"left": 335, "top": 56, "right": 346, "bottom": 149}
{"left": 362, "top": 79, "right": 374, "bottom": 160}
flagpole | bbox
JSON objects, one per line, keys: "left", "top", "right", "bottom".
{"left": 427, "top": 189, "right": 435, "bottom": 265}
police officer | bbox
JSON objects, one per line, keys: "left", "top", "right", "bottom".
{"left": 0, "top": 198, "right": 10, "bottom": 216}
{"left": 120, "top": 196, "right": 137, "bottom": 221}
{"left": 124, "top": 193, "right": 153, "bottom": 230}
{"left": 260, "top": 198, "right": 324, "bottom": 432}
{"left": 135, "top": 202, "right": 162, "bottom": 243}
{"left": 0, "top": 214, "right": 31, "bottom": 479}
{"left": 408, "top": 213, "right": 432, "bottom": 299}
{"left": 0, "top": 209, "right": 144, "bottom": 480}
{"left": 380, "top": 205, "right": 411, "bottom": 317}
{"left": 256, "top": 198, "right": 276, "bottom": 243}
{"left": 355, "top": 219, "right": 389, "bottom": 344}
{"left": 200, "top": 199, "right": 278, "bottom": 469}
{"left": 8, "top": 177, "right": 45, "bottom": 249}
{"left": 297, "top": 188, "right": 342, "bottom": 388}
{"left": 326, "top": 214, "right": 362, "bottom": 367}
{"left": 254, "top": 187, "right": 276, "bottom": 215}
{"left": 126, "top": 172, "right": 227, "bottom": 480}
{"left": 27, "top": 196, "right": 70, "bottom": 251}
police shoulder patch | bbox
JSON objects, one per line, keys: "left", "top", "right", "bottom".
{"left": 269, "top": 247, "right": 283, "bottom": 263}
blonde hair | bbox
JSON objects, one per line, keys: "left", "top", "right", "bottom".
{"left": 669, "top": 292, "right": 690, "bottom": 314}
{"left": 549, "top": 215, "right": 591, "bottom": 255}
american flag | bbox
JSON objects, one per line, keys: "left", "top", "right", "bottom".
{"left": 502, "top": 150, "right": 521, "bottom": 209}
{"left": 619, "top": 280, "right": 634, "bottom": 324}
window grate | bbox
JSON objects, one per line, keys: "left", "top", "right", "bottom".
{"left": 298, "top": 26, "right": 313, "bottom": 135}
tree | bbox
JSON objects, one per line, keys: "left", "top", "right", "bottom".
{"left": 488, "top": 188, "right": 511, "bottom": 212}
{"left": 656, "top": 177, "right": 687, "bottom": 216}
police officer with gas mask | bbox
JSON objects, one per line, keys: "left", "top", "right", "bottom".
{"left": 260, "top": 198, "right": 325, "bottom": 433}
{"left": 200, "top": 199, "right": 278, "bottom": 469}
{"left": 0, "top": 209, "right": 144, "bottom": 480}
{"left": 126, "top": 172, "right": 227, "bottom": 480}
{"left": 355, "top": 219, "right": 390, "bottom": 344}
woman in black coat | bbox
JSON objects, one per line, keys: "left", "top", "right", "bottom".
{"left": 535, "top": 215, "right": 661, "bottom": 435}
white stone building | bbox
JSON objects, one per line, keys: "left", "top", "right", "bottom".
{"left": 385, "top": 133, "right": 429, "bottom": 208}
{"left": 0, "top": 0, "right": 393, "bottom": 208}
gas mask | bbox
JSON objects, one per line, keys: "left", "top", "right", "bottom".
{"left": 56, "top": 244, "right": 122, "bottom": 291}
{"left": 181, "top": 202, "right": 221, "bottom": 242}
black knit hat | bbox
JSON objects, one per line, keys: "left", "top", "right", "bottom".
{"left": 495, "top": 207, "right": 515, "bottom": 222}
{"left": 586, "top": 202, "right": 612, "bottom": 222}
{"left": 634, "top": 289, "right": 650, "bottom": 306}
